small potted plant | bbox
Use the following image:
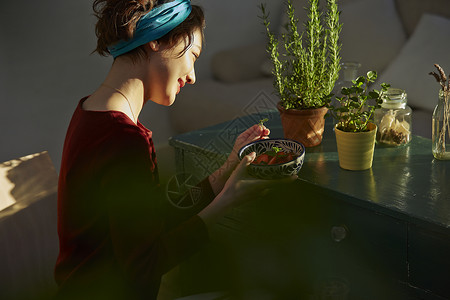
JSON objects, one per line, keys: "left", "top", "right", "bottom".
{"left": 326, "top": 71, "right": 390, "bottom": 170}
{"left": 260, "top": 0, "right": 341, "bottom": 147}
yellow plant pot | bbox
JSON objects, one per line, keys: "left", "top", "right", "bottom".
{"left": 335, "top": 123, "right": 377, "bottom": 171}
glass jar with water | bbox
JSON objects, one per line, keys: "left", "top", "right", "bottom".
{"left": 432, "top": 89, "right": 450, "bottom": 160}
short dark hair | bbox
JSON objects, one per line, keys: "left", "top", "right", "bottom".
{"left": 93, "top": 0, "right": 205, "bottom": 60}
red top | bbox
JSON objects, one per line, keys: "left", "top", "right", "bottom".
{"left": 55, "top": 98, "right": 214, "bottom": 299}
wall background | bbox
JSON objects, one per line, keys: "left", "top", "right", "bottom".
{"left": 0, "top": 0, "right": 282, "bottom": 170}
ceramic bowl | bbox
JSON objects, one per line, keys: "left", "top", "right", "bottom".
{"left": 238, "top": 138, "right": 305, "bottom": 179}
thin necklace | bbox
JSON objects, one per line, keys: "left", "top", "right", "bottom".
{"left": 101, "top": 83, "right": 137, "bottom": 123}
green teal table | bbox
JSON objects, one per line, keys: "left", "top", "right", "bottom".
{"left": 169, "top": 111, "right": 450, "bottom": 300}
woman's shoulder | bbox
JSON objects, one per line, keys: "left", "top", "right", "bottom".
{"left": 75, "top": 97, "right": 149, "bottom": 137}
{"left": 67, "top": 97, "right": 153, "bottom": 154}
{"left": 109, "top": 114, "right": 151, "bottom": 141}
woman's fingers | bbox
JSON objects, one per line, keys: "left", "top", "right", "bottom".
{"left": 260, "top": 125, "right": 270, "bottom": 138}
{"left": 232, "top": 124, "right": 271, "bottom": 158}
{"left": 228, "top": 152, "right": 256, "bottom": 182}
{"left": 241, "top": 124, "right": 270, "bottom": 142}
{"left": 239, "top": 152, "right": 256, "bottom": 168}
{"left": 256, "top": 124, "right": 270, "bottom": 140}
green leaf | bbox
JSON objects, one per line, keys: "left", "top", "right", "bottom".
{"left": 367, "top": 71, "right": 377, "bottom": 81}
{"left": 342, "top": 89, "right": 351, "bottom": 96}
{"left": 355, "top": 76, "right": 365, "bottom": 85}
{"left": 356, "top": 86, "right": 365, "bottom": 94}
{"left": 381, "top": 83, "right": 390, "bottom": 91}
{"left": 259, "top": 118, "right": 269, "bottom": 126}
{"left": 348, "top": 102, "right": 359, "bottom": 108}
{"left": 368, "top": 91, "right": 379, "bottom": 99}
{"left": 272, "top": 146, "right": 282, "bottom": 153}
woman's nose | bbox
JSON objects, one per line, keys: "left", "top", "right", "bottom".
{"left": 186, "top": 69, "right": 196, "bottom": 85}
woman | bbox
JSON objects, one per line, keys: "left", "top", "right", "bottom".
{"left": 55, "top": 0, "right": 295, "bottom": 299}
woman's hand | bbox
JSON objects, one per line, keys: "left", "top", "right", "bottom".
{"left": 208, "top": 124, "right": 270, "bottom": 195}
{"left": 199, "top": 151, "right": 297, "bottom": 228}
{"left": 231, "top": 123, "right": 270, "bottom": 159}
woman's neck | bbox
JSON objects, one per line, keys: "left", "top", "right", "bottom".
{"left": 86, "top": 58, "right": 146, "bottom": 124}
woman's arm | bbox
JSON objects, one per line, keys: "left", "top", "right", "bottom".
{"left": 103, "top": 131, "right": 211, "bottom": 287}
{"left": 199, "top": 152, "right": 256, "bottom": 227}
{"left": 199, "top": 151, "right": 297, "bottom": 230}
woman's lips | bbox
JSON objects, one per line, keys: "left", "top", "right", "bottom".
{"left": 177, "top": 79, "right": 185, "bottom": 94}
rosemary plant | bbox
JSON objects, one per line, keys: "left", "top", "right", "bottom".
{"left": 260, "top": 0, "right": 342, "bottom": 110}
{"left": 327, "top": 71, "right": 390, "bottom": 132}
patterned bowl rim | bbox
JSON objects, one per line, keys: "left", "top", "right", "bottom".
{"left": 237, "top": 138, "right": 306, "bottom": 167}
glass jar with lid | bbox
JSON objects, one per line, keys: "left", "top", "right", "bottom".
{"left": 374, "top": 87, "right": 412, "bottom": 146}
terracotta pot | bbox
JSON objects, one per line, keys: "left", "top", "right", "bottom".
{"left": 277, "top": 103, "right": 328, "bottom": 147}
{"left": 335, "top": 123, "right": 377, "bottom": 171}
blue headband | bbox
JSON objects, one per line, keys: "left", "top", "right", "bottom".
{"left": 108, "top": 0, "right": 192, "bottom": 58}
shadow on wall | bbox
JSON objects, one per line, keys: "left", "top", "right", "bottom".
{"left": 0, "top": 152, "right": 59, "bottom": 300}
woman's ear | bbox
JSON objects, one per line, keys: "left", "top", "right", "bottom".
{"left": 147, "top": 41, "right": 160, "bottom": 52}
